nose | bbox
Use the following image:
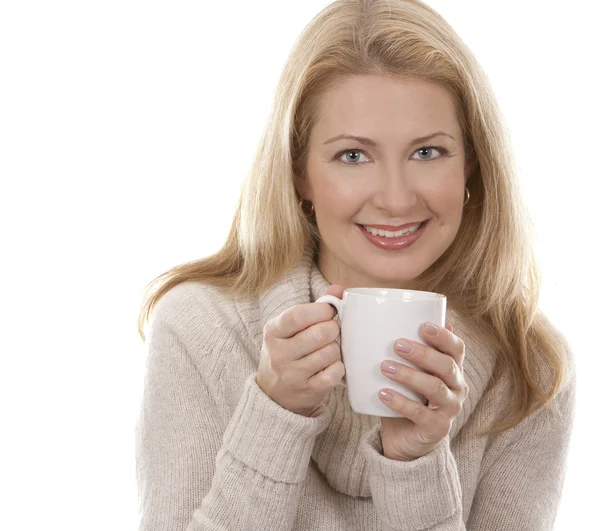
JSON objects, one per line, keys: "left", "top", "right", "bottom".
{"left": 370, "top": 165, "right": 419, "bottom": 214}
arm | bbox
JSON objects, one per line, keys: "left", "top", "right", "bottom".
{"left": 136, "top": 316, "right": 332, "bottom": 531}
{"left": 361, "top": 428, "right": 464, "bottom": 531}
{"left": 360, "top": 375, "right": 576, "bottom": 531}
{"left": 467, "top": 375, "right": 576, "bottom": 530}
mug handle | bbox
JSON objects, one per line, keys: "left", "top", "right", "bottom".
{"left": 315, "top": 294, "right": 346, "bottom": 387}
{"left": 314, "top": 294, "right": 344, "bottom": 319}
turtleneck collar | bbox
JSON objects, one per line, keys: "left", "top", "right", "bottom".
{"left": 309, "top": 259, "right": 331, "bottom": 303}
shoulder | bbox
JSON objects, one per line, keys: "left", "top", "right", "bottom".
{"left": 151, "top": 280, "right": 238, "bottom": 324}
{"left": 149, "top": 280, "right": 259, "bottom": 362}
{"left": 533, "top": 310, "right": 576, "bottom": 391}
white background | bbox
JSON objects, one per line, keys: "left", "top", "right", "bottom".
{"left": 1, "top": 1, "right": 598, "bottom": 529}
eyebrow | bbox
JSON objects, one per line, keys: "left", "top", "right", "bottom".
{"left": 323, "top": 131, "right": 456, "bottom": 146}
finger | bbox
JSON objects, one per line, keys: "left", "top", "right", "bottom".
{"left": 308, "top": 358, "right": 345, "bottom": 389}
{"left": 445, "top": 322, "right": 453, "bottom": 332}
{"left": 378, "top": 388, "right": 441, "bottom": 431}
{"left": 289, "top": 319, "right": 340, "bottom": 360}
{"left": 297, "top": 341, "right": 342, "bottom": 379}
{"left": 418, "top": 322, "right": 465, "bottom": 370}
{"left": 394, "top": 339, "right": 463, "bottom": 392}
{"left": 269, "top": 302, "right": 336, "bottom": 339}
{"left": 381, "top": 361, "right": 460, "bottom": 416}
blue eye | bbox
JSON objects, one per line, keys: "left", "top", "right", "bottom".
{"left": 413, "top": 146, "right": 448, "bottom": 160}
{"left": 337, "top": 149, "right": 369, "bottom": 164}
{"left": 335, "top": 145, "right": 448, "bottom": 165}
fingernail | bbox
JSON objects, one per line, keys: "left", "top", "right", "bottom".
{"left": 379, "top": 390, "right": 393, "bottom": 401}
{"left": 395, "top": 339, "right": 412, "bottom": 353}
{"left": 382, "top": 361, "right": 397, "bottom": 374}
{"left": 424, "top": 323, "right": 438, "bottom": 335}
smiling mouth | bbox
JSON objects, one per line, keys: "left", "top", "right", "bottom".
{"left": 358, "top": 221, "right": 425, "bottom": 238}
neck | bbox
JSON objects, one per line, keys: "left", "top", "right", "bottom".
{"left": 317, "top": 244, "right": 419, "bottom": 290}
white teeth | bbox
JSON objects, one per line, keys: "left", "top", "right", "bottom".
{"left": 363, "top": 223, "right": 422, "bottom": 238}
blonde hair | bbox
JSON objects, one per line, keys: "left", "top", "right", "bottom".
{"left": 137, "top": 0, "right": 573, "bottom": 438}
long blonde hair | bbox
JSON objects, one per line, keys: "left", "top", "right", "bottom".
{"left": 137, "top": 0, "right": 572, "bottom": 438}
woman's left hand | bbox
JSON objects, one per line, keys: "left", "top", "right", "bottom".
{"left": 379, "top": 322, "right": 469, "bottom": 461}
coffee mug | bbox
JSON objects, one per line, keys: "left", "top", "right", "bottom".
{"left": 315, "top": 288, "right": 446, "bottom": 417}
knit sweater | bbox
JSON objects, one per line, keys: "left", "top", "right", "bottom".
{"left": 135, "top": 246, "right": 576, "bottom": 531}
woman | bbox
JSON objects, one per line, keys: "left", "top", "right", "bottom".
{"left": 136, "top": 1, "right": 575, "bottom": 529}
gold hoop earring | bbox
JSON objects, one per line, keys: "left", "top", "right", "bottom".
{"left": 299, "top": 198, "right": 315, "bottom": 216}
{"left": 463, "top": 187, "right": 471, "bottom": 206}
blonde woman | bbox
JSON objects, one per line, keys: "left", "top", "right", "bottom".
{"left": 135, "top": 1, "right": 576, "bottom": 529}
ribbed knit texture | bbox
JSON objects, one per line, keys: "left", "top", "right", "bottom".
{"left": 136, "top": 245, "right": 576, "bottom": 530}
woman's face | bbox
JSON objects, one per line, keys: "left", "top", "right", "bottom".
{"left": 300, "top": 74, "right": 475, "bottom": 289}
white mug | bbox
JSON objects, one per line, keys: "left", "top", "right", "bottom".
{"left": 316, "top": 288, "right": 446, "bottom": 417}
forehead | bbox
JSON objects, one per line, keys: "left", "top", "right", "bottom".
{"left": 312, "top": 74, "right": 459, "bottom": 138}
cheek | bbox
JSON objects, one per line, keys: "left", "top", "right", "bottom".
{"left": 436, "top": 194, "right": 465, "bottom": 232}
{"left": 423, "top": 177, "right": 464, "bottom": 215}
{"left": 438, "top": 191, "right": 463, "bottom": 214}
{"left": 316, "top": 177, "right": 362, "bottom": 219}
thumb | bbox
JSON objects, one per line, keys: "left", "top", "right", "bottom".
{"left": 322, "top": 283, "right": 345, "bottom": 318}
{"left": 325, "top": 283, "right": 345, "bottom": 299}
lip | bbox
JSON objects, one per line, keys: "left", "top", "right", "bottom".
{"left": 361, "top": 221, "right": 426, "bottom": 231}
{"left": 357, "top": 218, "right": 430, "bottom": 250}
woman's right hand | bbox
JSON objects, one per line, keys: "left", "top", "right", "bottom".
{"left": 256, "top": 284, "right": 346, "bottom": 417}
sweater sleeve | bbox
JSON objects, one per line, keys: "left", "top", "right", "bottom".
{"left": 136, "top": 316, "right": 332, "bottom": 531}
{"left": 359, "top": 375, "right": 576, "bottom": 531}
{"left": 467, "top": 374, "right": 576, "bottom": 530}
{"left": 360, "top": 427, "right": 464, "bottom": 530}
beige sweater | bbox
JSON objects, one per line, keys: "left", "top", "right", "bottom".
{"left": 135, "top": 247, "right": 576, "bottom": 530}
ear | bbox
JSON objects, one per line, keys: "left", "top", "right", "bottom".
{"left": 295, "top": 174, "right": 314, "bottom": 202}
{"left": 464, "top": 157, "right": 477, "bottom": 182}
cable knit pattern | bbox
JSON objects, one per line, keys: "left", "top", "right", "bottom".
{"left": 136, "top": 245, "right": 576, "bottom": 530}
